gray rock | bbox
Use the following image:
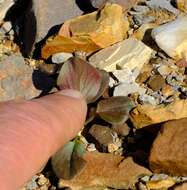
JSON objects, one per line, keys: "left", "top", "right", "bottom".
{"left": 22, "top": 0, "right": 83, "bottom": 56}
{"left": 0, "top": 54, "right": 41, "bottom": 102}
{"left": 146, "top": 0, "right": 179, "bottom": 15}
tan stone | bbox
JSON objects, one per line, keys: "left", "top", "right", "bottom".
{"left": 42, "top": 3, "right": 129, "bottom": 59}
{"left": 149, "top": 118, "right": 187, "bottom": 176}
{"left": 89, "top": 38, "right": 153, "bottom": 72}
{"left": 59, "top": 152, "right": 151, "bottom": 190}
{"left": 130, "top": 100, "right": 187, "bottom": 128}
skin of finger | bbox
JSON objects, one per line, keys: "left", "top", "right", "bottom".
{"left": 0, "top": 93, "right": 87, "bottom": 190}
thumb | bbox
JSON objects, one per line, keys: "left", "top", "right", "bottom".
{"left": 0, "top": 90, "right": 87, "bottom": 190}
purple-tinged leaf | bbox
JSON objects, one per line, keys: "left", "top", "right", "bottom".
{"left": 96, "top": 96, "right": 135, "bottom": 125}
{"left": 57, "top": 57, "right": 108, "bottom": 103}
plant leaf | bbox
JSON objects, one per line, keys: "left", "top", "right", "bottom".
{"left": 91, "top": 70, "right": 110, "bottom": 103}
{"left": 96, "top": 96, "right": 135, "bottom": 125}
{"left": 57, "top": 57, "right": 109, "bottom": 103}
{"left": 51, "top": 140, "right": 86, "bottom": 180}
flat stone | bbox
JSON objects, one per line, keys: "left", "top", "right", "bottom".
{"left": 89, "top": 125, "right": 114, "bottom": 147}
{"left": 0, "top": 54, "right": 41, "bottom": 101}
{"left": 114, "top": 82, "right": 146, "bottom": 97}
{"left": 22, "top": 0, "right": 83, "bottom": 56}
{"left": 149, "top": 118, "right": 187, "bottom": 176}
{"left": 152, "top": 15, "right": 187, "bottom": 60}
{"left": 147, "top": 74, "right": 166, "bottom": 91}
{"left": 89, "top": 38, "right": 153, "bottom": 72}
{"left": 130, "top": 99, "right": 187, "bottom": 128}
{"left": 59, "top": 152, "right": 151, "bottom": 190}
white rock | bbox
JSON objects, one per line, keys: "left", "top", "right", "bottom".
{"left": 52, "top": 52, "right": 73, "bottom": 64}
{"left": 152, "top": 15, "right": 187, "bottom": 60}
{"left": 113, "top": 68, "right": 139, "bottom": 83}
{"left": 89, "top": 38, "right": 153, "bottom": 72}
{"left": 113, "top": 82, "right": 146, "bottom": 97}
{"left": 139, "top": 94, "right": 158, "bottom": 105}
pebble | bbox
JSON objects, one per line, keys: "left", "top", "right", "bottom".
{"left": 147, "top": 74, "right": 166, "bottom": 91}
{"left": 52, "top": 52, "right": 73, "bottom": 64}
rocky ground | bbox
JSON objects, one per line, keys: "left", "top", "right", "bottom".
{"left": 1, "top": 0, "right": 187, "bottom": 189}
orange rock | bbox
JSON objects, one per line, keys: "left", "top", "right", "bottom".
{"left": 130, "top": 100, "right": 187, "bottom": 128}
{"left": 42, "top": 3, "right": 129, "bottom": 59}
{"left": 59, "top": 152, "right": 151, "bottom": 190}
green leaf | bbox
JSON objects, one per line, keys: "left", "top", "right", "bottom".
{"left": 96, "top": 96, "right": 135, "bottom": 125}
{"left": 57, "top": 57, "right": 109, "bottom": 103}
{"left": 52, "top": 140, "right": 86, "bottom": 180}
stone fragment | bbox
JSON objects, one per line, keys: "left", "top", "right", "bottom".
{"left": 152, "top": 15, "right": 187, "bottom": 60}
{"left": 0, "top": 0, "right": 14, "bottom": 21}
{"left": 174, "top": 183, "right": 187, "bottom": 190}
{"left": 59, "top": 152, "right": 151, "bottom": 190}
{"left": 89, "top": 125, "right": 115, "bottom": 147}
{"left": 146, "top": 0, "right": 179, "bottom": 15}
{"left": 42, "top": 3, "right": 129, "bottom": 59}
{"left": 114, "top": 82, "right": 146, "bottom": 97}
{"left": 0, "top": 54, "right": 41, "bottom": 102}
{"left": 177, "top": 0, "right": 187, "bottom": 12}
{"left": 149, "top": 118, "right": 187, "bottom": 176}
{"left": 89, "top": 38, "right": 153, "bottom": 72}
{"left": 147, "top": 74, "right": 166, "bottom": 91}
{"left": 90, "top": 0, "right": 138, "bottom": 11}
{"left": 51, "top": 52, "right": 73, "bottom": 64}
{"left": 22, "top": 0, "right": 83, "bottom": 55}
{"left": 130, "top": 99, "right": 187, "bottom": 128}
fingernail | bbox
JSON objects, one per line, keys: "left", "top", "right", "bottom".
{"left": 58, "top": 89, "right": 84, "bottom": 99}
